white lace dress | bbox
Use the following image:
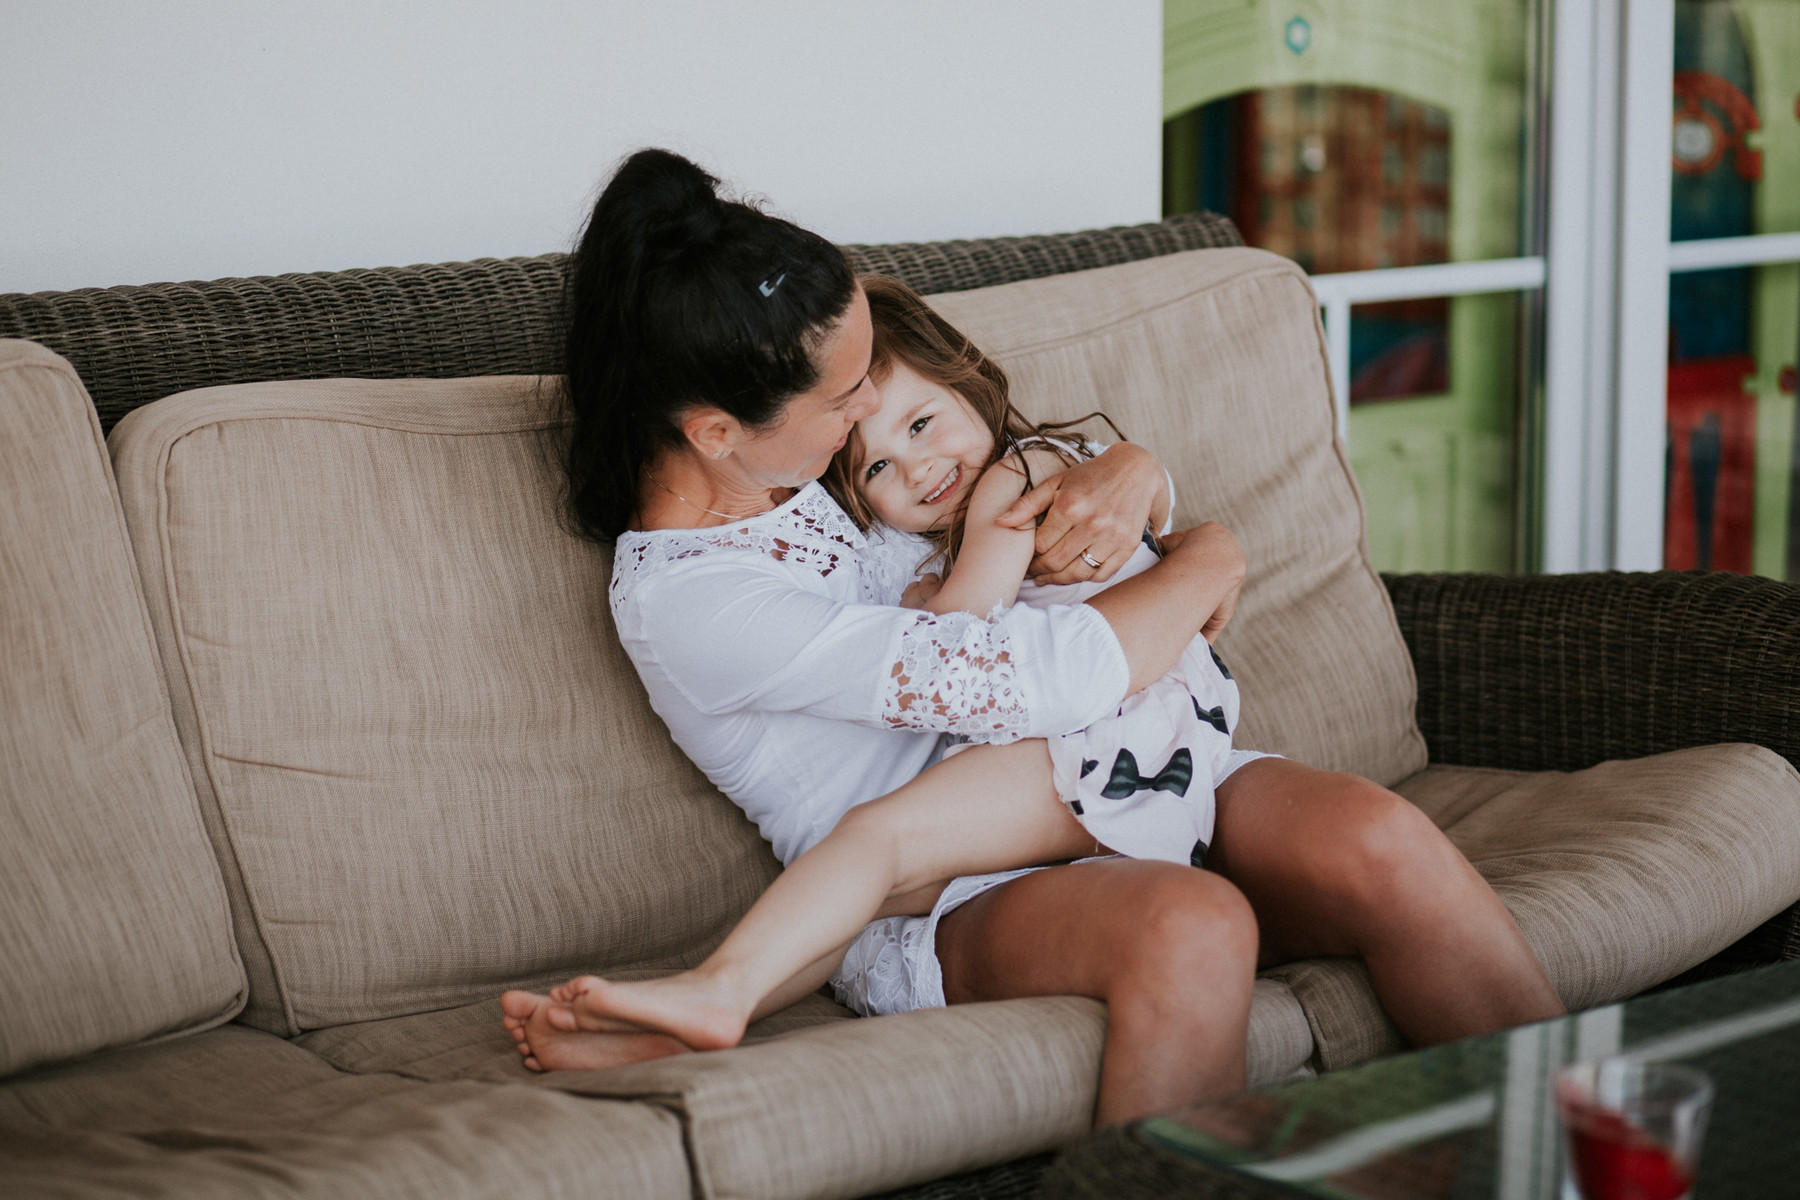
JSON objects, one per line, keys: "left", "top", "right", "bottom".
{"left": 609, "top": 482, "right": 1131, "bottom": 1016}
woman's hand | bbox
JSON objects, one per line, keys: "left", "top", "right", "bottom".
{"left": 994, "top": 443, "right": 1166, "bottom": 585}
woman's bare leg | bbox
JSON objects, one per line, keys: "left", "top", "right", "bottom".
{"left": 542, "top": 739, "right": 1093, "bottom": 1050}
{"left": 1209, "top": 758, "right": 1563, "bottom": 1046}
{"left": 935, "top": 858, "right": 1260, "bottom": 1126}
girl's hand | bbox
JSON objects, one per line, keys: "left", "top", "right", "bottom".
{"left": 1200, "top": 579, "right": 1241, "bottom": 643}
{"left": 995, "top": 443, "right": 1164, "bottom": 585}
{"left": 901, "top": 573, "right": 943, "bottom": 610}
{"left": 1166, "top": 522, "right": 1244, "bottom": 641}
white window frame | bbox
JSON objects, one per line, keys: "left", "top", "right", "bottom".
{"left": 1312, "top": 258, "right": 1547, "bottom": 438}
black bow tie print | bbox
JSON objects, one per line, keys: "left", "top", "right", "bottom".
{"left": 1085, "top": 747, "right": 1195, "bottom": 800}
{"left": 1192, "top": 697, "right": 1229, "bottom": 736}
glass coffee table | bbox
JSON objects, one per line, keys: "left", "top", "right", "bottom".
{"left": 1041, "top": 958, "right": 1800, "bottom": 1199}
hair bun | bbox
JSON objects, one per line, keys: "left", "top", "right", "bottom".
{"left": 612, "top": 148, "right": 727, "bottom": 248}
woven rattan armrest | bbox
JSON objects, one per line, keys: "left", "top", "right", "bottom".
{"left": 1385, "top": 569, "right": 1800, "bottom": 971}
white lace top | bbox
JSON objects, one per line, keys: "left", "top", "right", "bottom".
{"left": 609, "top": 482, "right": 1129, "bottom": 866}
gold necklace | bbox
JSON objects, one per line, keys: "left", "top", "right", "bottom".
{"left": 647, "top": 474, "right": 772, "bottom": 521}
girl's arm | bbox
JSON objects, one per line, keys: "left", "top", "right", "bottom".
{"left": 910, "top": 448, "right": 1069, "bottom": 617}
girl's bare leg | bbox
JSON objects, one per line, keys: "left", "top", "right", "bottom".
{"left": 541, "top": 739, "right": 1092, "bottom": 1050}
{"left": 934, "top": 858, "right": 1260, "bottom": 1126}
{"left": 1209, "top": 758, "right": 1564, "bottom": 1045}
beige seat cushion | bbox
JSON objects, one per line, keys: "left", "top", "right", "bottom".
{"left": 0, "top": 340, "right": 243, "bottom": 1076}
{"left": 297, "top": 982, "right": 1313, "bottom": 1200}
{"left": 1264, "top": 744, "right": 1800, "bottom": 1070}
{"left": 931, "top": 247, "right": 1427, "bottom": 786}
{"left": 109, "top": 378, "right": 785, "bottom": 1035}
{"left": 0, "top": 1024, "right": 687, "bottom": 1199}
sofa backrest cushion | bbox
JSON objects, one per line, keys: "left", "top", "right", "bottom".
{"left": 930, "top": 248, "right": 1427, "bottom": 783}
{"left": 0, "top": 340, "right": 245, "bottom": 1075}
{"left": 108, "top": 378, "right": 781, "bottom": 1034}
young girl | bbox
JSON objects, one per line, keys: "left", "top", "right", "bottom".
{"left": 828, "top": 275, "right": 1262, "bottom": 871}
{"left": 541, "top": 276, "right": 1264, "bottom": 1050}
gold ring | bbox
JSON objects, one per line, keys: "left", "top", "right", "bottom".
{"left": 1080, "top": 552, "right": 1102, "bottom": 569}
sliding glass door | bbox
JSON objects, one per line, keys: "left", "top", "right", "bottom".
{"left": 1165, "top": 0, "right": 1800, "bottom": 578}
{"left": 1165, "top": 0, "right": 1543, "bottom": 573}
{"left": 1662, "top": 1, "right": 1800, "bottom": 577}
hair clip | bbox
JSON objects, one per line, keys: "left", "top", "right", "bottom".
{"left": 758, "top": 271, "right": 788, "bottom": 298}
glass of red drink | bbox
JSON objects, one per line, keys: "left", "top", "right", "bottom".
{"left": 1554, "top": 1058, "right": 1712, "bottom": 1200}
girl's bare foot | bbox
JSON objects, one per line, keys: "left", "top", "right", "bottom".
{"left": 499, "top": 989, "right": 690, "bottom": 1072}
{"left": 549, "top": 971, "right": 752, "bottom": 1051}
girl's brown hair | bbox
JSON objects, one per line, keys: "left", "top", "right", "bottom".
{"left": 823, "top": 275, "right": 1121, "bottom": 569}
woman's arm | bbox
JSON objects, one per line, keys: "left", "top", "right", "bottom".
{"left": 1085, "top": 522, "right": 1245, "bottom": 693}
{"left": 629, "top": 520, "right": 1242, "bottom": 736}
{"left": 623, "top": 554, "right": 1130, "bottom": 739}
{"left": 919, "top": 463, "right": 1245, "bottom": 697}
{"left": 993, "top": 442, "right": 1167, "bottom": 584}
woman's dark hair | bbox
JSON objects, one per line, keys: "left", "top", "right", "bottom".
{"left": 561, "top": 148, "right": 857, "bottom": 540}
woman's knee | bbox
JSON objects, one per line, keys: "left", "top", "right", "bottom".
{"left": 1109, "top": 866, "right": 1259, "bottom": 988}
{"left": 1302, "top": 776, "right": 1465, "bottom": 911}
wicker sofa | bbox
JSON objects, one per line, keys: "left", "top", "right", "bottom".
{"left": 4, "top": 214, "right": 1800, "bottom": 1200}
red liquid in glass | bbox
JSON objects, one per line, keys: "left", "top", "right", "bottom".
{"left": 1566, "top": 1109, "right": 1692, "bottom": 1200}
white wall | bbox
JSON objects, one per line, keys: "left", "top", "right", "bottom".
{"left": 1, "top": 1, "right": 1161, "bottom": 293}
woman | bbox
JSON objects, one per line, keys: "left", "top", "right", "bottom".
{"left": 502, "top": 149, "right": 1562, "bottom": 1125}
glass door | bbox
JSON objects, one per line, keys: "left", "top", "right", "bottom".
{"left": 1164, "top": 0, "right": 1545, "bottom": 573}
{"left": 1166, "top": 0, "right": 1800, "bottom": 580}
{"left": 1663, "top": 0, "right": 1800, "bottom": 578}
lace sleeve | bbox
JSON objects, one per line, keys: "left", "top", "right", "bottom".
{"left": 877, "top": 601, "right": 1129, "bottom": 742}
{"left": 881, "top": 610, "right": 1029, "bottom": 740}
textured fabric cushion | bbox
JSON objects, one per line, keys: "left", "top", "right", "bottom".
{"left": 0, "top": 1024, "right": 688, "bottom": 1199}
{"left": 296, "top": 982, "right": 1313, "bottom": 1200}
{"left": 108, "top": 378, "right": 782, "bottom": 1034}
{"left": 929, "top": 248, "right": 1427, "bottom": 785}
{"left": 0, "top": 340, "right": 243, "bottom": 1076}
{"left": 1265, "top": 744, "right": 1800, "bottom": 1071}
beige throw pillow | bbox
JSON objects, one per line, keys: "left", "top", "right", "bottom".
{"left": 930, "top": 248, "right": 1427, "bottom": 784}
{"left": 108, "top": 378, "right": 781, "bottom": 1034}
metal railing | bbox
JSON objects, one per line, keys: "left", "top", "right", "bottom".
{"left": 1311, "top": 232, "right": 1800, "bottom": 443}
{"left": 1311, "top": 257, "right": 1547, "bottom": 435}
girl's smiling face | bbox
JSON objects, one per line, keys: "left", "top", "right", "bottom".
{"left": 856, "top": 361, "right": 996, "bottom": 533}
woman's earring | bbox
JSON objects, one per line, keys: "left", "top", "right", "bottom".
{"left": 714, "top": 450, "right": 729, "bottom": 460}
